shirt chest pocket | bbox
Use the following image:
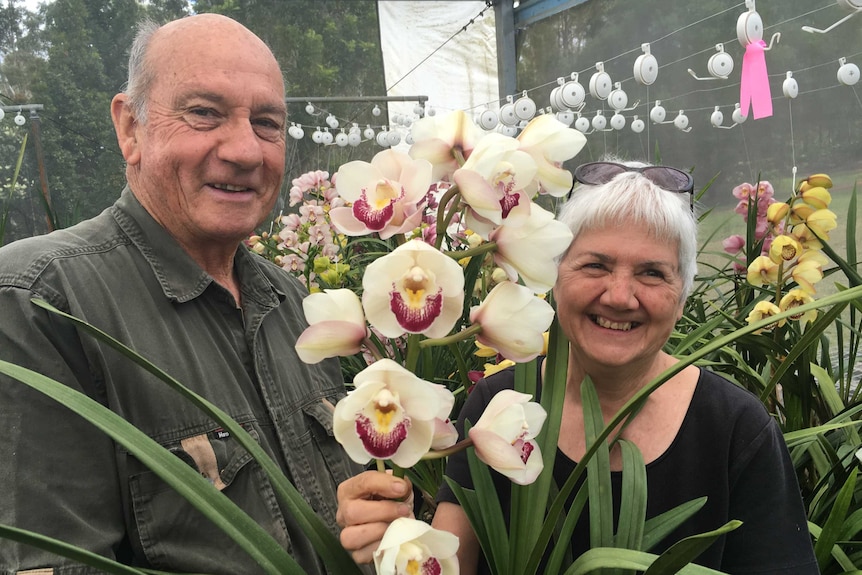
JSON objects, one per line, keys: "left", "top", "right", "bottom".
{"left": 127, "top": 426, "right": 289, "bottom": 574}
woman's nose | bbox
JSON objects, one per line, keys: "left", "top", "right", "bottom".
{"left": 601, "top": 274, "right": 639, "bottom": 309}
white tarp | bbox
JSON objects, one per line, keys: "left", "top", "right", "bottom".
{"left": 377, "top": 1, "right": 499, "bottom": 134}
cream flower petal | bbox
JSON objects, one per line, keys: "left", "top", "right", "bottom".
{"left": 302, "top": 288, "right": 365, "bottom": 325}
{"left": 470, "top": 282, "right": 555, "bottom": 362}
{"left": 374, "top": 518, "right": 460, "bottom": 575}
{"left": 363, "top": 240, "right": 465, "bottom": 338}
{"left": 333, "top": 359, "right": 453, "bottom": 467}
{"left": 410, "top": 110, "right": 481, "bottom": 181}
{"left": 517, "top": 114, "right": 586, "bottom": 197}
{"left": 490, "top": 203, "right": 574, "bottom": 293}
{"left": 295, "top": 322, "right": 367, "bottom": 364}
{"left": 467, "top": 389, "right": 546, "bottom": 485}
{"left": 294, "top": 289, "right": 367, "bottom": 363}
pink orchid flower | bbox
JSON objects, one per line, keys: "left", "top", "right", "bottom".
{"left": 330, "top": 150, "right": 432, "bottom": 240}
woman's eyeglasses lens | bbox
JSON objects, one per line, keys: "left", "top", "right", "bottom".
{"left": 570, "top": 162, "right": 694, "bottom": 210}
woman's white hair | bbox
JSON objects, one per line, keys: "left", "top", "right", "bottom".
{"left": 556, "top": 160, "right": 698, "bottom": 300}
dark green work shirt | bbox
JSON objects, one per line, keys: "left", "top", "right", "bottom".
{"left": 0, "top": 189, "right": 363, "bottom": 575}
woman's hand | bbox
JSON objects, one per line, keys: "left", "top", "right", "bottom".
{"left": 336, "top": 470, "right": 414, "bottom": 564}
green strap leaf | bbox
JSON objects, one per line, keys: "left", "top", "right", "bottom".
{"left": 562, "top": 545, "right": 733, "bottom": 575}
{"left": 615, "top": 439, "right": 647, "bottom": 551}
{"left": 0, "top": 360, "right": 303, "bottom": 575}
{"left": 26, "top": 299, "right": 363, "bottom": 575}
{"left": 642, "top": 520, "right": 742, "bottom": 575}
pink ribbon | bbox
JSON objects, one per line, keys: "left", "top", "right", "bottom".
{"left": 739, "top": 40, "right": 773, "bottom": 120}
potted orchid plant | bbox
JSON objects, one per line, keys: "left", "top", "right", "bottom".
{"left": 253, "top": 112, "right": 761, "bottom": 574}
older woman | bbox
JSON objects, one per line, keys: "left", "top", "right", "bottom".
{"left": 337, "top": 161, "right": 818, "bottom": 574}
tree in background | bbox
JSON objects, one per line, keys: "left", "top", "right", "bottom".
{"left": 0, "top": 0, "right": 386, "bottom": 242}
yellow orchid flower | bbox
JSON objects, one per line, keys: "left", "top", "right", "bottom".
{"left": 746, "top": 301, "right": 785, "bottom": 333}
{"left": 766, "top": 202, "right": 789, "bottom": 225}
{"left": 805, "top": 209, "right": 838, "bottom": 241}
{"left": 779, "top": 289, "right": 817, "bottom": 324}
{"left": 790, "top": 250, "right": 829, "bottom": 294}
{"left": 800, "top": 186, "right": 832, "bottom": 210}
{"left": 746, "top": 255, "right": 780, "bottom": 287}
{"left": 768, "top": 235, "right": 803, "bottom": 265}
{"left": 483, "top": 359, "right": 516, "bottom": 378}
{"left": 789, "top": 224, "right": 823, "bottom": 251}
{"left": 474, "top": 340, "right": 500, "bottom": 358}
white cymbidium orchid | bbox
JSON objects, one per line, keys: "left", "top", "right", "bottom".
{"left": 489, "top": 203, "right": 574, "bottom": 293}
{"left": 469, "top": 281, "right": 554, "bottom": 363}
{"left": 453, "top": 133, "right": 537, "bottom": 239}
{"left": 362, "top": 239, "right": 465, "bottom": 339}
{"left": 468, "top": 389, "right": 546, "bottom": 486}
{"left": 330, "top": 149, "right": 433, "bottom": 240}
{"left": 332, "top": 359, "right": 455, "bottom": 468}
{"left": 295, "top": 289, "right": 368, "bottom": 364}
{"left": 374, "top": 517, "right": 460, "bottom": 575}
{"left": 409, "top": 109, "right": 481, "bottom": 182}
{"left": 517, "top": 114, "right": 587, "bottom": 197}
{"left": 429, "top": 383, "right": 458, "bottom": 451}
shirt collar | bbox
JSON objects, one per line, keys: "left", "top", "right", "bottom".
{"left": 112, "top": 187, "right": 282, "bottom": 306}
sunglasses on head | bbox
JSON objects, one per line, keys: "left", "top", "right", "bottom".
{"left": 569, "top": 161, "right": 694, "bottom": 211}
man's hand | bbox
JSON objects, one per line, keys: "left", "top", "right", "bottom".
{"left": 336, "top": 470, "right": 414, "bottom": 564}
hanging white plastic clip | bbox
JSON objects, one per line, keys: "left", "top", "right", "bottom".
{"left": 687, "top": 44, "right": 734, "bottom": 81}
{"left": 633, "top": 43, "right": 658, "bottom": 86}
{"left": 590, "top": 110, "right": 614, "bottom": 132}
{"left": 649, "top": 100, "right": 674, "bottom": 125}
{"left": 782, "top": 71, "right": 799, "bottom": 98}
{"left": 608, "top": 82, "right": 640, "bottom": 111}
{"left": 589, "top": 62, "right": 612, "bottom": 100}
{"left": 710, "top": 106, "right": 739, "bottom": 129}
{"left": 574, "top": 111, "right": 593, "bottom": 134}
{"left": 802, "top": 0, "right": 862, "bottom": 34}
{"left": 837, "top": 57, "right": 861, "bottom": 86}
{"left": 674, "top": 110, "right": 692, "bottom": 133}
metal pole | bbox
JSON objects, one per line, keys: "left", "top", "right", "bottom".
{"left": 284, "top": 96, "right": 428, "bottom": 104}
{"left": 28, "top": 109, "right": 54, "bottom": 232}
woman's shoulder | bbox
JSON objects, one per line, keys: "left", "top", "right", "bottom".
{"left": 689, "top": 369, "right": 776, "bottom": 435}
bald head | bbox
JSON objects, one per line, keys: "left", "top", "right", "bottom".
{"left": 124, "top": 14, "right": 283, "bottom": 124}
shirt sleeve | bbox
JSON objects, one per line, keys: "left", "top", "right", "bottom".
{"left": 721, "top": 414, "right": 819, "bottom": 574}
{"left": 0, "top": 285, "right": 126, "bottom": 573}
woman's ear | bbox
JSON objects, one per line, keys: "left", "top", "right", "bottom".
{"left": 111, "top": 94, "right": 141, "bottom": 165}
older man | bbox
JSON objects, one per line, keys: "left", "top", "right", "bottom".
{"left": 0, "top": 14, "right": 374, "bottom": 574}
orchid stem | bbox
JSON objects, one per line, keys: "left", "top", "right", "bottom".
{"left": 405, "top": 333, "right": 421, "bottom": 373}
{"left": 420, "top": 324, "right": 482, "bottom": 348}
{"left": 443, "top": 241, "right": 497, "bottom": 260}
{"left": 422, "top": 438, "right": 474, "bottom": 460}
{"left": 435, "top": 185, "right": 462, "bottom": 251}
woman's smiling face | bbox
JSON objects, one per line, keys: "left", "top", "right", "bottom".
{"left": 553, "top": 223, "right": 685, "bottom": 375}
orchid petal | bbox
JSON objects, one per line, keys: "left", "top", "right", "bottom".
{"left": 333, "top": 359, "right": 455, "bottom": 467}
{"left": 295, "top": 321, "right": 366, "bottom": 364}
{"left": 490, "top": 203, "right": 573, "bottom": 293}
{"left": 363, "top": 240, "right": 465, "bottom": 338}
{"left": 470, "top": 282, "right": 555, "bottom": 362}
{"left": 374, "top": 518, "right": 460, "bottom": 575}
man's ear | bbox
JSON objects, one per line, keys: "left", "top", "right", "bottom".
{"left": 111, "top": 93, "right": 141, "bottom": 165}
